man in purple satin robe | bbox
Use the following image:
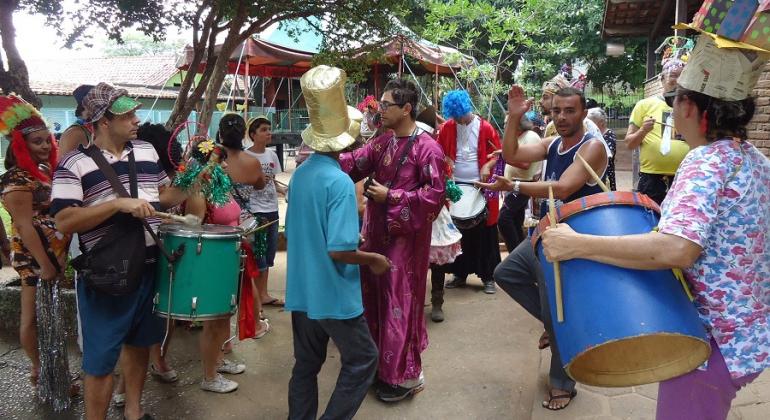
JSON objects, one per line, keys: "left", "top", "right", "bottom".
{"left": 340, "top": 79, "right": 446, "bottom": 402}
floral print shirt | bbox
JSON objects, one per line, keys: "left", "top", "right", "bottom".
{"left": 659, "top": 139, "right": 770, "bottom": 378}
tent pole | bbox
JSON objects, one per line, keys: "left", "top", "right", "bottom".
{"left": 288, "top": 77, "right": 293, "bottom": 132}
{"left": 399, "top": 38, "right": 404, "bottom": 78}
{"left": 434, "top": 67, "right": 439, "bottom": 110}
{"left": 245, "top": 60, "right": 250, "bottom": 120}
{"left": 375, "top": 65, "right": 380, "bottom": 98}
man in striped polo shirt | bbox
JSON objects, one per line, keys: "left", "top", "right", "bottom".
{"left": 51, "top": 83, "right": 188, "bottom": 420}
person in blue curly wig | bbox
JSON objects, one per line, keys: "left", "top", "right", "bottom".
{"left": 442, "top": 90, "right": 475, "bottom": 120}
{"left": 435, "top": 89, "right": 502, "bottom": 298}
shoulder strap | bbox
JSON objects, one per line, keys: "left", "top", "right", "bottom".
{"left": 84, "top": 145, "right": 172, "bottom": 261}
{"left": 85, "top": 145, "right": 135, "bottom": 199}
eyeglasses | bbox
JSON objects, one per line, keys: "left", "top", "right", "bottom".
{"left": 378, "top": 101, "right": 405, "bottom": 111}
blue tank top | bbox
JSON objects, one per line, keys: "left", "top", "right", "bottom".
{"left": 539, "top": 133, "right": 605, "bottom": 218}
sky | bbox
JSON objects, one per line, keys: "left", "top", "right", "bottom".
{"left": 11, "top": 6, "right": 318, "bottom": 62}
{"left": 13, "top": 7, "right": 191, "bottom": 60}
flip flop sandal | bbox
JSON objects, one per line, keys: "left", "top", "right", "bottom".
{"left": 542, "top": 389, "right": 577, "bottom": 411}
{"left": 538, "top": 331, "right": 550, "bottom": 350}
{"left": 254, "top": 320, "right": 271, "bottom": 339}
{"left": 262, "top": 298, "right": 285, "bottom": 307}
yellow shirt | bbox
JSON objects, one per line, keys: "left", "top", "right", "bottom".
{"left": 629, "top": 97, "right": 690, "bottom": 175}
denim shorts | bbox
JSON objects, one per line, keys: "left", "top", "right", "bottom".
{"left": 252, "top": 212, "right": 279, "bottom": 270}
{"left": 76, "top": 267, "right": 163, "bottom": 376}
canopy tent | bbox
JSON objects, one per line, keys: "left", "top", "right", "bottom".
{"left": 176, "top": 37, "right": 313, "bottom": 78}
{"left": 363, "top": 34, "right": 475, "bottom": 76}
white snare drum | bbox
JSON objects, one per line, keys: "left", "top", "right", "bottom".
{"left": 449, "top": 183, "right": 488, "bottom": 230}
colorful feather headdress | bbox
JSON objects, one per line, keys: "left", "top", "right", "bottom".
{"left": 0, "top": 94, "right": 56, "bottom": 183}
{"left": 356, "top": 95, "right": 378, "bottom": 112}
{"left": 0, "top": 94, "right": 47, "bottom": 136}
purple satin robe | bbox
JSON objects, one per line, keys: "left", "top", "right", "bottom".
{"left": 340, "top": 130, "right": 446, "bottom": 385}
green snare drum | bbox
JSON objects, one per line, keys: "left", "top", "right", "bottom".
{"left": 154, "top": 224, "right": 243, "bottom": 320}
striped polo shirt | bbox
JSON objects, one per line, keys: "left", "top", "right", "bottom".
{"left": 50, "top": 140, "right": 170, "bottom": 261}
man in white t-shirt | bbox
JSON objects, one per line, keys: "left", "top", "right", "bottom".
{"left": 245, "top": 116, "right": 287, "bottom": 307}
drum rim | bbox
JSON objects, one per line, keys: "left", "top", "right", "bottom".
{"left": 154, "top": 310, "right": 236, "bottom": 321}
{"left": 159, "top": 223, "right": 244, "bottom": 238}
{"left": 530, "top": 191, "right": 660, "bottom": 249}
{"left": 565, "top": 332, "right": 711, "bottom": 387}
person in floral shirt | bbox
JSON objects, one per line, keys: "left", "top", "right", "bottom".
{"left": 540, "top": 37, "right": 770, "bottom": 420}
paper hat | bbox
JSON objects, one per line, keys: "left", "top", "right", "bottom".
{"left": 81, "top": 82, "right": 142, "bottom": 123}
{"left": 542, "top": 74, "right": 571, "bottom": 94}
{"left": 247, "top": 115, "right": 271, "bottom": 132}
{"left": 300, "top": 65, "right": 357, "bottom": 152}
{"left": 678, "top": 33, "right": 770, "bottom": 101}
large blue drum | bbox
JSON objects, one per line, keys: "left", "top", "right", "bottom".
{"left": 532, "top": 192, "right": 710, "bottom": 387}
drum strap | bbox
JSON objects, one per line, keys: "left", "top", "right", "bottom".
{"left": 85, "top": 146, "right": 176, "bottom": 263}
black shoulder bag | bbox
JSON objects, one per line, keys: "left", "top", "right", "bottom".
{"left": 71, "top": 146, "right": 156, "bottom": 296}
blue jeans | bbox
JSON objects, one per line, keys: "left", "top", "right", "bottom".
{"left": 252, "top": 211, "right": 279, "bottom": 270}
{"left": 288, "top": 312, "right": 378, "bottom": 420}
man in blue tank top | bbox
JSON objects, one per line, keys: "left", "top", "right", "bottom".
{"left": 477, "top": 85, "right": 607, "bottom": 411}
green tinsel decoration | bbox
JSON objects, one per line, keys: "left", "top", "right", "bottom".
{"left": 253, "top": 230, "right": 268, "bottom": 258}
{"left": 446, "top": 178, "right": 463, "bottom": 203}
{"left": 203, "top": 165, "right": 232, "bottom": 206}
{"left": 172, "top": 161, "right": 232, "bottom": 206}
{"left": 172, "top": 161, "right": 204, "bottom": 190}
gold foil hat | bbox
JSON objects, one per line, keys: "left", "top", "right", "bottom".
{"left": 300, "top": 65, "right": 357, "bottom": 152}
{"left": 346, "top": 106, "right": 363, "bottom": 138}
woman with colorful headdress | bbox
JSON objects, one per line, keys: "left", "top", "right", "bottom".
{"left": 172, "top": 115, "right": 262, "bottom": 394}
{"left": 542, "top": 34, "right": 770, "bottom": 419}
{"left": 0, "top": 95, "right": 74, "bottom": 401}
{"left": 357, "top": 94, "right": 380, "bottom": 139}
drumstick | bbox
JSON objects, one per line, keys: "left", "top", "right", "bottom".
{"left": 576, "top": 153, "right": 610, "bottom": 193}
{"left": 548, "top": 184, "right": 565, "bottom": 323}
{"left": 157, "top": 211, "right": 202, "bottom": 226}
{"left": 242, "top": 219, "right": 279, "bottom": 236}
{"left": 274, "top": 179, "right": 288, "bottom": 188}
{"left": 653, "top": 120, "right": 675, "bottom": 129}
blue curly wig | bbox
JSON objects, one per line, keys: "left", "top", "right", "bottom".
{"left": 442, "top": 90, "right": 474, "bottom": 120}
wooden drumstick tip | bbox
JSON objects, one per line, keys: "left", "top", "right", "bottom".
{"left": 576, "top": 153, "right": 610, "bottom": 193}
{"left": 547, "top": 184, "right": 565, "bottom": 323}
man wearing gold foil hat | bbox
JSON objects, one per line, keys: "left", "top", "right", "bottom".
{"left": 340, "top": 78, "right": 447, "bottom": 402}
{"left": 542, "top": 34, "right": 770, "bottom": 420}
{"left": 285, "top": 65, "right": 390, "bottom": 419}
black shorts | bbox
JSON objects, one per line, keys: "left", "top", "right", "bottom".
{"left": 637, "top": 172, "right": 674, "bottom": 205}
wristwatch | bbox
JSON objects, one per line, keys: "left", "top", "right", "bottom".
{"left": 513, "top": 180, "right": 521, "bottom": 194}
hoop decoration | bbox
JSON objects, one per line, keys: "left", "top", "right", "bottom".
{"left": 171, "top": 121, "right": 232, "bottom": 206}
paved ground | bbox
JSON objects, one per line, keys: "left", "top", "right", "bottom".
{"left": 1, "top": 140, "right": 769, "bottom": 419}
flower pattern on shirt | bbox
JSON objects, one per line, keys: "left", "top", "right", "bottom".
{"left": 658, "top": 139, "right": 770, "bottom": 378}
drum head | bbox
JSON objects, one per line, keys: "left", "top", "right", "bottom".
{"left": 450, "top": 184, "right": 486, "bottom": 219}
{"left": 239, "top": 216, "right": 258, "bottom": 233}
{"left": 159, "top": 223, "right": 243, "bottom": 238}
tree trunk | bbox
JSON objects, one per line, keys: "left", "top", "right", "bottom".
{"left": 0, "top": 1, "right": 41, "bottom": 108}
{"left": 196, "top": 1, "right": 249, "bottom": 132}
{"left": 166, "top": 0, "right": 219, "bottom": 130}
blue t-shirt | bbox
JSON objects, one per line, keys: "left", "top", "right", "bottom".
{"left": 284, "top": 153, "right": 362, "bottom": 320}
